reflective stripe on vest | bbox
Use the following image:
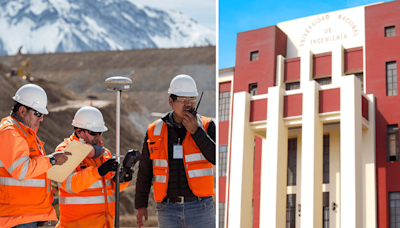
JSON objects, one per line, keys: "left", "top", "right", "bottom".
{"left": 0, "top": 155, "right": 30, "bottom": 181}
{"left": 6, "top": 119, "right": 29, "bottom": 137}
{"left": 154, "top": 175, "right": 166, "bottom": 183}
{"left": 153, "top": 159, "right": 168, "bottom": 167}
{"left": 10, "top": 156, "right": 30, "bottom": 181}
{"left": 188, "top": 168, "right": 213, "bottom": 178}
{"left": 12, "top": 119, "right": 44, "bottom": 155}
{"left": 0, "top": 119, "right": 30, "bottom": 181}
{"left": 59, "top": 195, "right": 115, "bottom": 205}
{"left": 64, "top": 171, "right": 75, "bottom": 193}
{"left": 153, "top": 119, "right": 163, "bottom": 136}
{"left": 63, "top": 173, "right": 112, "bottom": 193}
{"left": 87, "top": 179, "right": 112, "bottom": 189}
{"left": 0, "top": 176, "right": 46, "bottom": 187}
{"left": 185, "top": 153, "right": 206, "bottom": 163}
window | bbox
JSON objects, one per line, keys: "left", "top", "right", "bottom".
{"left": 386, "top": 26, "right": 396, "bottom": 37}
{"left": 387, "top": 62, "right": 397, "bottom": 96}
{"left": 250, "top": 51, "right": 259, "bottom": 61}
{"left": 287, "top": 138, "right": 297, "bottom": 186}
{"left": 219, "top": 202, "right": 225, "bottom": 228}
{"left": 387, "top": 125, "right": 399, "bottom": 162}
{"left": 286, "top": 82, "right": 300, "bottom": 90}
{"left": 315, "top": 77, "right": 332, "bottom": 85}
{"left": 389, "top": 192, "right": 400, "bottom": 228}
{"left": 323, "top": 192, "right": 329, "bottom": 228}
{"left": 286, "top": 194, "right": 296, "bottom": 228}
{"left": 219, "top": 145, "right": 228, "bottom": 177}
{"left": 249, "top": 83, "right": 258, "bottom": 95}
{"left": 219, "top": 91, "right": 231, "bottom": 122}
{"left": 323, "top": 135, "right": 330, "bottom": 184}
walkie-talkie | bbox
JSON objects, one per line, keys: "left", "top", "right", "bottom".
{"left": 188, "top": 92, "right": 203, "bottom": 117}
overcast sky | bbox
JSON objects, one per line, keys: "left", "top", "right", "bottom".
{"left": 132, "top": 0, "right": 216, "bottom": 31}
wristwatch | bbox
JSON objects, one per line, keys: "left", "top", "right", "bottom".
{"left": 49, "top": 155, "right": 57, "bottom": 166}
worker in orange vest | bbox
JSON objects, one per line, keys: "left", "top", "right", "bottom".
{"left": 135, "top": 74, "right": 216, "bottom": 228}
{"left": 0, "top": 84, "right": 71, "bottom": 228}
{"left": 55, "top": 106, "right": 132, "bottom": 228}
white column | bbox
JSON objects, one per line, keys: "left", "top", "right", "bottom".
{"left": 300, "top": 80, "right": 323, "bottom": 228}
{"left": 362, "top": 95, "right": 377, "bottom": 228}
{"left": 259, "top": 86, "right": 288, "bottom": 228}
{"left": 340, "top": 76, "right": 363, "bottom": 228}
{"left": 300, "top": 50, "right": 313, "bottom": 84}
{"left": 227, "top": 91, "right": 254, "bottom": 228}
{"left": 276, "top": 55, "right": 285, "bottom": 88}
{"left": 331, "top": 44, "right": 344, "bottom": 85}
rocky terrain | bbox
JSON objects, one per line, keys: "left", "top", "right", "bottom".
{"left": 0, "top": 46, "right": 215, "bottom": 227}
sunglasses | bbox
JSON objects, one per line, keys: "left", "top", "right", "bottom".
{"left": 33, "top": 110, "right": 44, "bottom": 118}
{"left": 87, "top": 130, "right": 102, "bottom": 136}
{"left": 25, "top": 106, "right": 43, "bottom": 118}
{"left": 176, "top": 97, "right": 196, "bottom": 103}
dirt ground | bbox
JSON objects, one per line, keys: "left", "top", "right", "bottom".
{"left": 0, "top": 46, "right": 215, "bottom": 227}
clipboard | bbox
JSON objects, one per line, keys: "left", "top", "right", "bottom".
{"left": 47, "top": 140, "right": 93, "bottom": 182}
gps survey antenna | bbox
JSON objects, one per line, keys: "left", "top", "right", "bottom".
{"left": 105, "top": 76, "right": 132, "bottom": 228}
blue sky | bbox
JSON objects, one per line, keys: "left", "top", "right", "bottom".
{"left": 219, "top": 0, "right": 388, "bottom": 69}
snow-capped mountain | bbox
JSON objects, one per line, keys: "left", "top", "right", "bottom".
{"left": 0, "top": 0, "right": 216, "bottom": 55}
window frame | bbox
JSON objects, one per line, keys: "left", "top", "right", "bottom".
{"left": 387, "top": 125, "right": 399, "bottom": 162}
{"left": 219, "top": 91, "right": 231, "bottom": 122}
{"left": 386, "top": 61, "right": 397, "bottom": 96}
{"left": 219, "top": 145, "right": 228, "bottom": 177}
{"left": 219, "top": 202, "right": 225, "bottom": 228}
{"left": 286, "top": 194, "right": 296, "bottom": 228}
{"left": 389, "top": 192, "right": 400, "bottom": 228}
{"left": 287, "top": 138, "right": 297, "bottom": 186}
{"left": 385, "top": 26, "right": 396, "bottom": 37}
{"left": 249, "top": 83, "right": 258, "bottom": 95}
{"left": 286, "top": 81, "right": 301, "bottom": 90}
{"left": 250, "top": 51, "right": 259, "bottom": 61}
{"left": 323, "top": 135, "right": 330, "bottom": 184}
{"left": 315, "top": 77, "right": 332, "bottom": 85}
{"left": 323, "top": 192, "right": 330, "bottom": 228}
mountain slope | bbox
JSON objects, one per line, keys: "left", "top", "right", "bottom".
{"left": 0, "top": 0, "right": 215, "bottom": 55}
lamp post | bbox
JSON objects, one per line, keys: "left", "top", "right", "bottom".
{"left": 105, "top": 76, "right": 132, "bottom": 228}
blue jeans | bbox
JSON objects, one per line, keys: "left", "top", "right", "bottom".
{"left": 156, "top": 196, "right": 215, "bottom": 228}
{"left": 12, "top": 222, "right": 38, "bottom": 228}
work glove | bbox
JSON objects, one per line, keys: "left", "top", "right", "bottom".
{"left": 98, "top": 158, "right": 118, "bottom": 177}
{"left": 113, "top": 149, "right": 141, "bottom": 183}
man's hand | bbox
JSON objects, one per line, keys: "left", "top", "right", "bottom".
{"left": 50, "top": 151, "right": 72, "bottom": 166}
{"left": 182, "top": 112, "right": 198, "bottom": 134}
{"left": 136, "top": 207, "right": 148, "bottom": 228}
{"left": 98, "top": 158, "right": 118, "bottom": 176}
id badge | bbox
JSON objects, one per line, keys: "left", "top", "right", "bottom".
{"left": 173, "top": 144, "right": 183, "bottom": 159}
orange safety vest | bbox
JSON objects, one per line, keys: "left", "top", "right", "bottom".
{"left": 0, "top": 116, "right": 57, "bottom": 227}
{"left": 147, "top": 116, "right": 215, "bottom": 202}
{"left": 55, "top": 134, "right": 129, "bottom": 228}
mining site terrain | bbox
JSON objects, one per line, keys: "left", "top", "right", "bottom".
{"left": 0, "top": 46, "right": 216, "bottom": 227}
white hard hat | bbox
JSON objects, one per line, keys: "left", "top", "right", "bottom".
{"left": 72, "top": 106, "right": 108, "bottom": 132}
{"left": 13, "top": 84, "right": 49, "bottom": 114}
{"left": 168, "top": 74, "right": 198, "bottom": 97}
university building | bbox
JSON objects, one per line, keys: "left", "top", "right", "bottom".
{"left": 218, "top": 1, "right": 400, "bottom": 228}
